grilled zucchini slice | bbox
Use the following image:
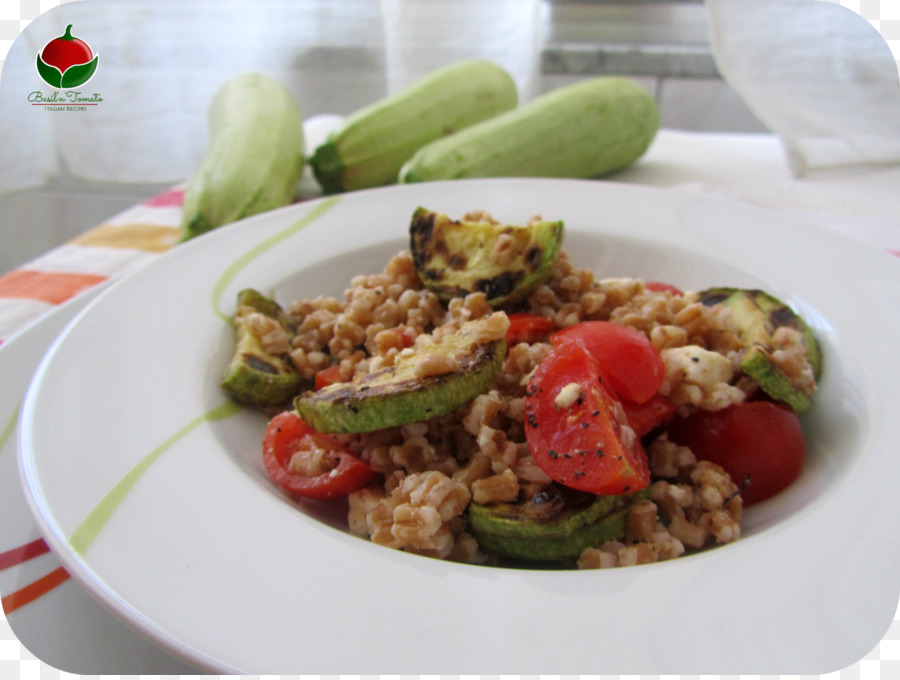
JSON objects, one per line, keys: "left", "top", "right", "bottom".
{"left": 698, "top": 287, "right": 821, "bottom": 413}
{"left": 221, "top": 289, "right": 305, "bottom": 407}
{"left": 295, "top": 314, "right": 509, "bottom": 434}
{"left": 469, "top": 484, "right": 644, "bottom": 562}
{"left": 409, "top": 207, "right": 564, "bottom": 307}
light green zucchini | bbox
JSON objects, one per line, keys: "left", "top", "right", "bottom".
{"left": 697, "top": 287, "right": 822, "bottom": 414}
{"left": 398, "top": 76, "right": 659, "bottom": 183}
{"left": 469, "top": 484, "right": 648, "bottom": 563}
{"left": 180, "top": 72, "right": 305, "bottom": 240}
{"left": 309, "top": 59, "right": 518, "bottom": 194}
{"left": 220, "top": 289, "right": 306, "bottom": 408}
{"left": 294, "top": 316, "right": 507, "bottom": 434}
{"left": 409, "top": 207, "right": 564, "bottom": 307}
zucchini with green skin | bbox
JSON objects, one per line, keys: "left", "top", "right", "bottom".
{"left": 295, "top": 314, "right": 509, "bottom": 434}
{"left": 409, "top": 207, "right": 564, "bottom": 307}
{"left": 309, "top": 59, "right": 518, "bottom": 194}
{"left": 469, "top": 484, "right": 645, "bottom": 562}
{"left": 221, "top": 289, "right": 306, "bottom": 407}
{"left": 698, "top": 287, "right": 822, "bottom": 413}
{"left": 399, "top": 77, "right": 659, "bottom": 183}
{"left": 180, "top": 73, "right": 305, "bottom": 240}
{"left": 748, "top": 289, "right": 823, "bottom": 377}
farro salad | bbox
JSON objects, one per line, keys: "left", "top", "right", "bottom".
{"left": 221, "top": 208, "right": 821, "bottom": 569}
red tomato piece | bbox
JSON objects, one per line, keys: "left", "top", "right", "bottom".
{"left": 622, "top": 394, "right": 678, "bottom": 438}
{"left": 505, "top": 313, "right": 559, "bottom": 345}
{"left": 262, "top": 411, "right": 375, "bottom": 500}
{"left": 645, "top": 281, "right": 684, "bottom": 295}
{"left": 314, "top": 364, "right": 344, "bottom": 391}
{"left": 525, "top": 342, "right": 650, "bottom": 495}
{"left": 551, "top": 321, "right": 665, "bottom": 404}
{"left": 667, "top": 401, "right": 805, "bottom": 505}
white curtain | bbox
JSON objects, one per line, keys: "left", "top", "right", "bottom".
{"left": 707, "top": 0, "right": 900, "bottom": 175}
{"left": 1, "top": 0, "right": 897, "bottom": 195}
{"left": 0, "top": 0, "right": 540, "bottom": 194}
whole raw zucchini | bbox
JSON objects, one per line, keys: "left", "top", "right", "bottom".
{"left": 309, "top": 59, "right": 518, "bottom": 194}
{"left": 180, "top": 72, "right": 305, "bottom": 240}
{"left": 398, "top": 77, "right": 659, "bottom": 183}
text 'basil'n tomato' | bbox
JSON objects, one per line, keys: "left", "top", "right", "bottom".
{"left": 263, "top": 410, "right": 374, "bottom": 500}
{"left": 525, "top": 321, "right": 668, "bottom": 496}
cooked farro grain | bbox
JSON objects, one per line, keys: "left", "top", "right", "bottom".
{"left": 578, "top": 436, "right": 741, "bottom": 569}
{"left": 471, "top": 468, "right": 520, "bottom": 505}
{"left": 364, "top": 470, "right": 472, "bottom": 559}
{"left": 771, "top": 326, "right": 817, "bottom": 396}
{"left": 243, "top": 311, "right": 292, "bottom": 355}
{"left": 256, "top": 215, "right": 815, "bottom": 569}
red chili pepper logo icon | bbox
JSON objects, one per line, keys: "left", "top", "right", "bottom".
{"left": 36, "top": 24, "right": 99, "bottom": 89}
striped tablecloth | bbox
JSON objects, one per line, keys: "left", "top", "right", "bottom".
{"left": 0, "top": 188, "right": 186, "bottom": 346}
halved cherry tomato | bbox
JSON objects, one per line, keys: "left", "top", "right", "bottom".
{"left": 645, "top": 281, "right": 684, "bottom": 295}
{"left": 525, "top": 342, "right": 650, "bottom": 495}
{"left": 262, "top": 411, "right": 374, "bottom": 500}
{"left": 667, "top": 400, "right": 805, "bottom": 505}
{"left": 505, "top": 313, "right": 559, "bottom": 345}
{"left": 622, "top": 394, "right": 678, "bottom": 438}
{"left": 551, "top": 321, "right": 665, "bottom": 404}
{"left": 314, "top": 364, "right": 344, "bottom": 391}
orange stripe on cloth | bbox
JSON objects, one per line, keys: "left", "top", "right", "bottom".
{"left": 0, "top": 269, "right": 108, "bottom": 304}
{"left": 71, "top": 222, "right": 181, "bottom": 253}
{"left": 1, "top": 566, "right": 70, "bottom": 614}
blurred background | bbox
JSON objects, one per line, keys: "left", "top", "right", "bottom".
{"left": 0, "top": 0, "right": 896, "bottom": 273}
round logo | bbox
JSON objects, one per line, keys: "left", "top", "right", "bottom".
{"left": 36, "top": 24, "right": 99, "bottom": 88}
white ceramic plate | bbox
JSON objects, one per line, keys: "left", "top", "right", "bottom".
{"left": 18, "top": 179, "right": 900, "bottom": 674}
{"left": 1, "top": 288, "right": 196, "bottom": 673}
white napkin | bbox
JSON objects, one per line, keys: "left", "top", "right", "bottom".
{"left": 707, "top": 0, "right": 900, "bottom": 176}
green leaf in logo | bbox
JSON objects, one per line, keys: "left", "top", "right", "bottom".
{"left": 36, "top": 53, "right": 62, "bottom": 88}
{"left": 60, "top": 55, "right": 98, "bottom": 88}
